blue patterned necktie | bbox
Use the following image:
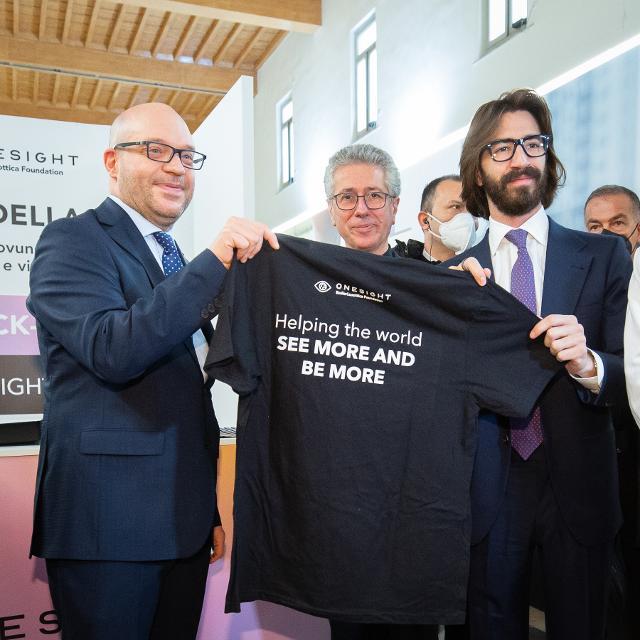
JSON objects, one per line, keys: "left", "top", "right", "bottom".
{"left": 152, "top": 231, "right": 183, "bottom": 276}
{"left": 505, "top": 228, "right": 544, "bottom": 460}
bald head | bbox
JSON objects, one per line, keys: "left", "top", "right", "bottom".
{"left": 109, "top": 102, "right": 192, "bottom": 147}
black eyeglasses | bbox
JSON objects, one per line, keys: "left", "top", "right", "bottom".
{"left": 330, "top": 191, "right": 393, "bottom": 211}
{"left": 114, "top": 141, "right": 206, "bottom": 170}
{"left": 484, "top": 134, "right": 552, "bottom": 162}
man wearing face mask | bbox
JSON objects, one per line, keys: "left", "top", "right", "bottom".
{"left": 584, "top": 185, "right": 640, "bottom": 255}
{"left": 396, "top": 175, "right": 488, "bottom": 263}
{"left": 584, "top": 184, "right": 640, "bottom": 640}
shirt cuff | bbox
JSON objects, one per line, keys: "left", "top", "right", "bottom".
{"left": 570, "top": 349, "right": 603, "bottom": 393}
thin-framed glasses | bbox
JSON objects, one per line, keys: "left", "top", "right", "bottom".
{"left": 484, "top": 134, "right": 551, "bottom": 162}
{"left": 330, "top": 191, "right": 393, "bottom": 211}
{"left": 113, "top": 141, "right": 207, "bottom": 170}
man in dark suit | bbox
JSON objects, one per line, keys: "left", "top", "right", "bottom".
{"left": 27, "top": 102, "right": 278, "bottom": 640}
{"left": 452, "top": 89, "right": 631, "bottom": 639}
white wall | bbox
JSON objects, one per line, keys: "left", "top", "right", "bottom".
{"left": 253, "top": 0, "right": 640, "bottom": 237}
{"left": 185, "top": 75, "right": 255, "bottom": 431}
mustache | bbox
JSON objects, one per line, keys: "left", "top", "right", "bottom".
{"left": 502, "top": 167, "right": 542, "bottom": 186}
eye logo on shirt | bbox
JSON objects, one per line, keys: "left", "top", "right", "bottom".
{"left": 314, "top": 281, "right": 332, "bottom": 293}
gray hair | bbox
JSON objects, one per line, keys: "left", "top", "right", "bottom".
{"left": 584, "top": 184, "right": 640, "bottom": 220}
{"left": 324, "top": 144, "right": 401, "bottom": 198}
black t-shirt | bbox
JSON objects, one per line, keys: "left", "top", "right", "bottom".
{"left": 205, "top": 235, "right": 560, "bottom": 625}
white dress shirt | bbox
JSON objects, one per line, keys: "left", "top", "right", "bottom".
{"left": 108, "top": 195, "right": 209, "bottom": 379}
{"left": 625, "top": 250, "right": 640, "bottom": 428}
{"left": 489, "top": 206, "right": 602, "bottom": 392}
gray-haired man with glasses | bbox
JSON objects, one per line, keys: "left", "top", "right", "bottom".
{"left": 27, "top": 102, "right": 278, "bottom": 640}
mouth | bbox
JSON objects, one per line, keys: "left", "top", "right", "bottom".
{"left": 351, "top": 223, "right": 376, "bottom": 233}
{"left": 155, "top": 182, "right": 184, "bottom": 194}
{"left": 508, "top": 176, "right": 534, "bottom": 186}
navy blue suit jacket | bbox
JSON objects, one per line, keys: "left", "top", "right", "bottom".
{"left": 455, "top": 217, "right": 631, "bottom": 546}
{"left": 28, "top": 198, "right": 226, "bottom": 561}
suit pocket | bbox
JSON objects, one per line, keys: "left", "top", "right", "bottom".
{"left": 79, "top": 429, "right": 165, "bottom": 455}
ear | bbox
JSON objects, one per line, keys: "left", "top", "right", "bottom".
{"left": 391, "top": 197, "right": 399, "bottom": 223}
{"left": 104, "top": 148, "right": 118, "bottom": 180}
{"left": 328, "top": 207, "right": 337, "bottom": 227}
{"left": 475, "top": 168, "right": 483, "bottom": 187}
{"left": 417, "top": 211, "right": 429, "bottom": 228}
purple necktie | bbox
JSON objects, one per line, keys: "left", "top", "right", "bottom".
{"left": 505, "top": 228, "right": 544, "bottom": 460}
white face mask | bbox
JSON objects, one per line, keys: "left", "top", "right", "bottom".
{"left": 427, "top": 212, "right": 488, "bottom": 254}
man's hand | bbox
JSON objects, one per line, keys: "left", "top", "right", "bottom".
{"left": 530, "top": 314, "right": 596, "bottom": 378}
{"left": 209, "top": 217, "right": 279, "bottom": 269}
{"left": 449, "top": 257, "right": 492, "bottom": 286}
{"left": 209, "top": 525, "right": 225, "bottom": 563}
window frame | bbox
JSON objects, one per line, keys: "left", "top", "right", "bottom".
{"left": 352, "top": 12, "right": 378, "bottom": 140}
{"left": 277, "top": 94, "right": 294, "bottom": 190}
{"left": 483, "top": 0, "right": 528, "bottom": 53}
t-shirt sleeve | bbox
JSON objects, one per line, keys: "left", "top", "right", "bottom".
{"left": 204, "top": 258, "right": 260, "bottom": 395}
{"left": 467, "top": 280, "right": 562, "bottom": 417}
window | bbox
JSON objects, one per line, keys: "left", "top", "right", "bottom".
{"left": 278, "top": 96, "right": 294, "bottom": 188}
{"left": 354, "top": 14, "right": 377, "bottom": 138}
{"left": 485, "top": 0, "right": 528, "bottom": 49}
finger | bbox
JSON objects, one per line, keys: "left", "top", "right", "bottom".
{"left": 530, "top": 317, "right": 550, "bottom": 339}
{"left": 460, "top": 257, "right": 487, "bottom": 286}
{"left": 264, "top": 228, "right": 280, "bottom": 250}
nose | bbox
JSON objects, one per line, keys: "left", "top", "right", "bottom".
{"left": 163, "top": 152, "right": 186, "bottom": 174}
{"left": 509, "top": 141, "right": 530, "bottom": 166}
{"left": 354, "top": 195, "right": 371, "bottom": 215}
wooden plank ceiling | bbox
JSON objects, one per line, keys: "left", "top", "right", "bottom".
{"left": 0, "top": 0, "right": 320, "bottom": 130}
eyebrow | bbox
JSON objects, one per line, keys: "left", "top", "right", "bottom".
{"left": 147, "top": 138, "right": 196, "bottom": 151}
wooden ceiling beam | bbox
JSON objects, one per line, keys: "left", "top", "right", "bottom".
{"left": 39, "top": 0, "right": 49, "bottom": 41}
{"left": 234, "top": 26, "right": 262, "bottom": 68}
{"left": 107, "top": 4, "right": 125, "bottom": 51}
{"left": 254, "top": 29, "right": 286, "bottom": 67}
{"left": 174, "top": 15, "right": 198, "bottom": 59}
{"left": 212, "top": 23, "right": 241, "bottom": 62}
{"left": 85, "top": 0, "right": 101, "bottom": 46}
{"left": 0, "top": 99, "right": 118, "bottom": 125}
{"left": 128, "top": 7, "right": 148, "bottom": 54}
{"left": 116, "top": 0, "right": 321, "bottom": 33}
{"left": 11, "top": 68, "right": 17, "bottom": 101}
{"left": 0, "top": 35, "right": 248, "bottom": 93}
{"left": 151, "top": 12, "right": 173, "bottom": 57}
{"left": 51, "top": 74, "right": 61, "bottom": 104}
{"left": 193, "top": 19, "right": 220, "bottom": 62}
{"left": 107, "top": 83, "right": 122, "bottom": 110}
{"left": 0, "top": 98, "right": 200, "bottom": 128}
{"left": 70, "top": 77, "right": 82, "bottom": 107}
{"left": 12, "top": 0, "right": 19, "bottom": 35}
{"left": 125, "top": 85, "right": 140, "bottom": 109}
{"left": 89, "top": 79, "right": 103, "bottom": 109}
{"left": 61, "top": 0, "right": 74, "bottom": 43}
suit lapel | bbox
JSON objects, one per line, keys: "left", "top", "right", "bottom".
{"left": 94, "top": 198, "right": 165, "bottom": 287}
{"left": 95, "top": 199, "right": 205, "bottom": 373}
{"left": 541, "top": 218, "right": 592, "bottom": 316}
{"left": 464, "top": 234, "right": 495, "bottom": 275}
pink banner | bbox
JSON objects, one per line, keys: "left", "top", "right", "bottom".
{"left": 0, "top": 446, "right": 329, "bottom": 639}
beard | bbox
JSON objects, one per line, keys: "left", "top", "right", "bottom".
{"left": 481, "top": 166, "right": 547, "bottom": 217}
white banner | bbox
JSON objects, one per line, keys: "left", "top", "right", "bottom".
{"left": 0, "top": 115, "right": 108, "bottom": 424}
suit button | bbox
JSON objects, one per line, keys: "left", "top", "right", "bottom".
{"left": 616, "top": 447, "right": 622, "bottom": 454}
{"left": 502, "top": 434, "right": 510, "bottom": 444}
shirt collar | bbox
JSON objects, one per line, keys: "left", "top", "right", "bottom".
{"left": 488, "top": 205, "right": 549, "bottom": 257}
{"left": 108, "top": 195, "right": 171, "bottom": 239}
